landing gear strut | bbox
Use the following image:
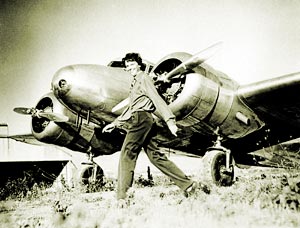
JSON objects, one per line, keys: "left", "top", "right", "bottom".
{"left": 80, "top": 151, "right": 104, "bottom": 188}
{"left": 202, "top": 135, "right": 234, "bottom": 186}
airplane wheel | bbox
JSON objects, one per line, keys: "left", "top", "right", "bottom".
{"left": 202, "top": 150, "right": 234, "bottom": 186}
{"left": 80, "top": 164, "right": 104, "bottom": 187}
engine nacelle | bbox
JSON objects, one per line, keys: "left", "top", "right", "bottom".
{"left": 31, "top": 92, "right": 123, "bottom": 156}
{"left": 31, "top": 92, "right": 78, "bottom": 146}
{"left": 151, "top": 52, "right": 219, "bottom": 122}
{"left": 170, "top": 73, "right": 219, "bottom": 122}
{"left": 151, "top": 52, "right": 264, "bottom": 139}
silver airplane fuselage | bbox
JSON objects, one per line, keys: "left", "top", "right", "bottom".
{"left": 51, "top": 60, "right": 263, "bottom": 141}
{"left": 52, "top": 65, "right": 131, "bottom": 124}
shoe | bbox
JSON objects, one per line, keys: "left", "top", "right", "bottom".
{"left": 184, "top": 181, "right": 198, "bottom": 198}
{"left": 199, "top": 183, "right": 211, "bottom": 194}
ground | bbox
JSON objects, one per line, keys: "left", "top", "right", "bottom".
{"left": 0, "top": 153, "right": 299, "bottom": 228}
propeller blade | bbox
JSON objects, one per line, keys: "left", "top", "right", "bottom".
{"left": 13, "top": 107, "right": 34, "bottom": 115}
{"left": 38, "top": 112, "right": 69, "bottom": 122}
{"left": 112, "top": 97, "right": 129, "bottom": 113}
{"left": 164, "top": 41, "right": 223, "bottom": 81}
{"left": 14, "top": 107, "right": 69, "bottom": 122}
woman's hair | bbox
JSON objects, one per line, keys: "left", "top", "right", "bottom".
{"left": 122, "top": 53, "right": 143, "bottom": 67}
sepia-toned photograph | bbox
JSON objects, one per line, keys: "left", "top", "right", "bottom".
{"left": 0, "top": 0, "right": 300, "bottom": 227}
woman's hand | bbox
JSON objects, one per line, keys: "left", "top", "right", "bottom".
{"left": 102, "top": 123, "right": 116, "bottom": 133}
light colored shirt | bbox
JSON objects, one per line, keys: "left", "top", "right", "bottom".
{"left": 114, "top": 71, "right": 176, "bottom": 128}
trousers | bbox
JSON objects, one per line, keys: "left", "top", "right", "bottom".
{"left": 117, "top": 111, "right": 192, "bottom": 199}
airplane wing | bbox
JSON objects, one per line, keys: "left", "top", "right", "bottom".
{"left": 238, "top": 72, "right": 300, "bottom": 129}
{"left": 1, "top": 134, "right": 47, "bottom": 146}
{"left": 238, "top": 72, "right": 300, "bottom": 140}
{"left": 223, "top": 72, "right": 300, "bottom": 167}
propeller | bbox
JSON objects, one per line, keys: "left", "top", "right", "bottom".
{"left": 112, "top": 98, "right": 129, "bottom": 113}
{"left": 13, "top": 107, "right": 69, "bottom": 122}
{"left": 112, "top": 42, "right": 222, "bottom": 113}
{"left": 13, "top": 107, "right": 35, "bottom": 115}
{"left": 161, "top": 41, "right": 223, "bottom": 82}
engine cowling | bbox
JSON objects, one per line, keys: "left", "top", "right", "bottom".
{"left": 31, "top": 92, "right": 78, "bottom": 146}
{"left": 151, "top": 52, "right": 264, "bottom": 139}
{"left": 31, "top": 92, "right": 124, "bottom": 156}
{"left": 151, "top": 52, "right": 219, "bottom": 123}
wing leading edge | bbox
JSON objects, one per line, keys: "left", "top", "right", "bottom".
{"left": 238, "top": 72, "right": 300, "bottom": 130}
{"left": 226, "top": 72, "right": 300, "bottom": 167}
{"left": 1, "top": 134, "right": 46, "bottom": 146}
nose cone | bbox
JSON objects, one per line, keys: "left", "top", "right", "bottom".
{"left": 51, "top": 66, "right": 74, "bottom": 98}
{"left": 51, "top": 64, "right": 132, "bottom": 116}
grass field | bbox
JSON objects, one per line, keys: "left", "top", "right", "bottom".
{"left": 0, "top": 155, "right": 299, "bottom": 228}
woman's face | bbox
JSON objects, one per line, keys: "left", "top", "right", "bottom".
{"left": 125, "top": 60, "right": 140, "bottom": 76}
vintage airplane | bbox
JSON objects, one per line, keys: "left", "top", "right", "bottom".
{"left": 12, "top": 42, "right": 300, "bottom": 187}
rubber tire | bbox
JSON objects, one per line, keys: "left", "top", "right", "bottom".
{"left": 202, "top": 150, "right": 234, "bottom": 186}
{"left": 80, "top": 164, "right": 104, "bottom": 186}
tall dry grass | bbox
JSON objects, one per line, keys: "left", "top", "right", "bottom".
{"left": 0, "top": 166, "right": 299, "bottom": 228}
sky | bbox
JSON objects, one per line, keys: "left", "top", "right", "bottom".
{"left": 1, "top": 0, "right": 300, "bottom": 134}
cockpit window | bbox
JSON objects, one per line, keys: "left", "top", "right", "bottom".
{"left": 108, "top": 61, "right": 125, "bottom": 68}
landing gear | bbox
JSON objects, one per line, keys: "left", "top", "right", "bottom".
{"left": 80, "top": 152, "right": 104, "bottom": 190}
{"left": 202, "top": 136, "right": 234, "bottom": 186}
